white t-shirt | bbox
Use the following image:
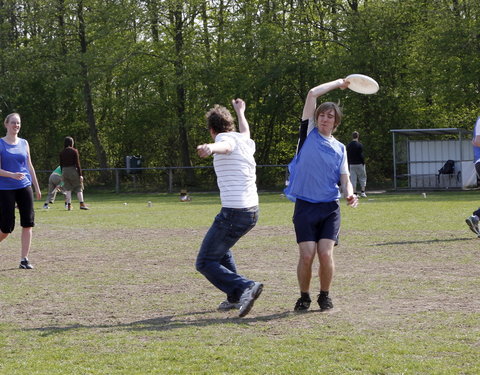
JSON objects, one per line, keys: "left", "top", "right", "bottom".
{"left": 213, "top": 132, "right": 259, "bottom": 208}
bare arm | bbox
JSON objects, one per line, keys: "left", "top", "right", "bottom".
{"left": 232, "top": 98, "right": 250, "bottom": 138}
{"left": 340, "top": 173, "right": 358, "bottom": 207}
{"left": 196, "top": 141, "right": 232, "bottom": 158}
{"left": 25, "top": 141, "right": 41, "bottom": 200}
{"left": 302, "top": 79, "right": 349, "bottom": 121}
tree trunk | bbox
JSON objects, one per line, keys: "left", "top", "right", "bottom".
{"left": 77, "top": 1, "right": 109, "bottom": 179}
{"left": 171, "top": 5, "right": 194, "bottom": 185}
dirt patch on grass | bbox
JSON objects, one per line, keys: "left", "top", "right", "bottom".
{"left": 1, "top": 225, "right": 479, "bottom": 333}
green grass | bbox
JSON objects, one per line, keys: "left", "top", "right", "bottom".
{"left": 0, "top": 191, "right": 479, "bottom": 374}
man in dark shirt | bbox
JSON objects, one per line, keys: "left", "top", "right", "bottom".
{"left": 346, "top": 131, "right": 367, "bottom": 197}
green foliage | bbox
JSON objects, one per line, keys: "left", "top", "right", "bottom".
{"left": 0, "top": 0, "right": 479, "bottom": 186}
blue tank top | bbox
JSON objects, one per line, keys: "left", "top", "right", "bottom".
{"left": 0, "top": 138, "right": 32, "bottom": 190}
{"left": 285, "top": 128, "right": 344, "bottom": 203}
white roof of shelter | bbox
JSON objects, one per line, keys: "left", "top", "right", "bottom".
{"left": 390, "top": 128, "right": 470, "bottom": 137}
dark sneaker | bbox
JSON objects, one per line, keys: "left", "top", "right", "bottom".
{"left": 465, "top": 215, "right": 480, "bottom": 236}
{"left": 19, "top": 259, "right": 34, "bottom": 269}
{"left": 294, "top": 297, "right": 311, "bottom": 312}
{"left": 217, "top": 300, "right": 240, "bottom": 311}
{"left": 318, "top": 293, "right": 333, "bottom": 311}
{"left": 43, "top": 203, "right": 49, "bottom": 209}
{"left": 238, "top": 282, "right": 263, "bottom": 317}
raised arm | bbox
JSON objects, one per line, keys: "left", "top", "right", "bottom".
{"left": 232, "top": 98, "right": 250, "bottom": 138}
{"left": 302, "top": 79, "right": 349, "bottom": 121}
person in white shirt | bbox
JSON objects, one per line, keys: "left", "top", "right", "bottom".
{"left": 195, "top": 99, "right": 263, "bottom": 318}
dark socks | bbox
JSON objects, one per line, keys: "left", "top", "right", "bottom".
{"left": 301, "top": 292, "right": 311, "bottom": 301}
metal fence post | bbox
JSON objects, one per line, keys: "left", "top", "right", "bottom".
{"left": 168, "top": 168, "right": 173, "bottom": 193}
{"left": 115, "top": 169, "right": 120, "bottom": 194}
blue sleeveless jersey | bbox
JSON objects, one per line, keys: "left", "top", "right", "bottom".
{"left": 285, "top": 128, "right": 344, "bottom": 203}
{"left": 0, "top": 138, "right": 32, "bottom": 190}
{"left": 474, "top": 117, "right": 480, "bottom": 163}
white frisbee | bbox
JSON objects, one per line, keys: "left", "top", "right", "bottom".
{"left": 346, "top": 74, "right": 379, "bottom": 94}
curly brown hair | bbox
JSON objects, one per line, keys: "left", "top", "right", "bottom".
{"left": 205, "top": 105, "right": 236, "bottom": 134}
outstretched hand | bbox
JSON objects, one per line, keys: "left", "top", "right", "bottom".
{"left": 197, "top": 144, "right": 212, "bottom": 158}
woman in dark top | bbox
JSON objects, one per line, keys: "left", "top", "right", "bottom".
{"left": 60, "top": 136, "right": 89, "bottom": 210}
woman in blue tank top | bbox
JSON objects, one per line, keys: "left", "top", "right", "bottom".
{"left": 0, "top": 113, "right": 41, "bottom": 269}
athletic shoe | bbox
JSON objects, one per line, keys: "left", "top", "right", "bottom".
{"left": 238, "top": 282, "right": 263, "bottom": 317}
{"left": 80, "top": 203, "right": 90, "bottom": 210}
{"left": 19, "top": 259, "right": 34, "bottom": 269}
{"left": 360, "top": 192, "right": 367, "bottom": 198}
{"left": 217, "top": 300, "right": 240, "bottom": 311}
{"left": 43, "top": 203, "right": 49, "bottom": 209}
{"left": 465, "top": 215, "right": 480, "bottom": 235}
{"left": 317, "top": 293, "right": 333, "bottom": 311}
{"left": 294, "top": 297, "right": 311, "bottom": 312}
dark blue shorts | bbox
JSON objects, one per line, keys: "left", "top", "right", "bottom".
{"left": 293, "top": 199, "right": 340, "bottom": 244}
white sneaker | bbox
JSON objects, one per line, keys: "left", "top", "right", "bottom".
{"left": 360, "top": 192, "right": 367, "bottom": 198}
{"left": 238, "top": 282, "right": 263, "bottom": 317}
{"left": 465, "top": 215, "right": 480, "bottom": 236}
{"left": 217, "top": 300, "right": 240, "bottom": 311}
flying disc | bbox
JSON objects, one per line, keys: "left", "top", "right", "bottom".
{"left": 346, "top": 74, "right": 379, "bottom": 94}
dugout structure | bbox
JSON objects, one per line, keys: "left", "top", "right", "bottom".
{"left": 391, "top": 128, "right": 476, "bottom": 190}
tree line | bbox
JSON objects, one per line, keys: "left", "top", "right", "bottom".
{"left": 0, "top": 0, "right": 478, "bottom": 186}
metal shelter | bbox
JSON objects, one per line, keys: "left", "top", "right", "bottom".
{"left": 391, "top": 128, "right": 475, "bottom": 190}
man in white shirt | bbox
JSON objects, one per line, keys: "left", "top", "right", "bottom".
{"left": 196, "top": 99, "right": 263, "bottom": 317}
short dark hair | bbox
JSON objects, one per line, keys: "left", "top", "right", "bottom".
{"left": 352, "top": 131, "right": 359, "bottom": 139}
{"left": 205, "top": 105, "right": 235, "bottom": 134}
{"left": 64, "top": 136, "right": 74, "bottom": 148}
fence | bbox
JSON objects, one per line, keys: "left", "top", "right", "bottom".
{"left": 37, "top": 165, "right": 290, "bottom": 194}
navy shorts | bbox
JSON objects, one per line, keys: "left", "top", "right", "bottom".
{"left": 293, "top": 199, "right": 340, "bottom": 244}
{"left": 0, "top": 186, "right": 35, "bottom": 233}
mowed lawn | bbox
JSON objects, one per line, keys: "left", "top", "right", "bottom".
{"left": 0, "top": 190, "right": 479, "bottom": 374}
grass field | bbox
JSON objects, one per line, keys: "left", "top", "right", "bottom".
{"left": 0, "top": 190, "right": 479, "bottom": 374}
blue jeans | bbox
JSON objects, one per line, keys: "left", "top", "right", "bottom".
{"left": 196, "top": 206, "right": 259, "bottom": 302}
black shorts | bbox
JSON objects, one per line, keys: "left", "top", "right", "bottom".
{"left": 293, "top": 199, "right": 340, "bottom": 244}
{"left": 0, "top": 186, "right": 35, "bottom": 233}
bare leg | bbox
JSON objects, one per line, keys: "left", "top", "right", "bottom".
{"left": 297, "top": 241, "right": 317, "bottom": 293}
{"left": 77, "top": 191, "right": 84, "bottom": 202}
{"left": 317, "top": 239, "right": 335, "bottom": 292}
{"left": 0, "top": 232, "right": 9, "bottom": 242}
{"left": 21, "top": 227, "right": 32, "bottom": 259}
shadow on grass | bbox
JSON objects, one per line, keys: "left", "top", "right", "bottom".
{"left": 28, "top": 310, "right": 293, "bottom": 336}
{"left": 373, "top": 237, "right": 477, "bottom": 246}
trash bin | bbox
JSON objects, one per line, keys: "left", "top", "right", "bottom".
{"left": 126, "top": 156, "right": 142, "bottom": 174}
